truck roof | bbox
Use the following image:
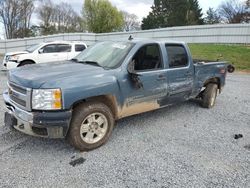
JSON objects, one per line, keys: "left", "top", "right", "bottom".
{"left": 42, "top": 41, "right": 86, "bottom": 45}
{"left": 103, "top": 38, "right": 186, "bottom": 45}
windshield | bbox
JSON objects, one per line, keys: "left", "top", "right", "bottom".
{"left": 73, "top": 41, "right": 134, "bottom": 68}
{"left": 26, "top": 44, "right": 42, "bottom": 53}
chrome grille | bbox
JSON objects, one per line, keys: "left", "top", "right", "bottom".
{"left": 9, "top": 83, "right": 27, "bottom": 94}
{"left": 8, "top": 82, "right": 31, "bottom": 111}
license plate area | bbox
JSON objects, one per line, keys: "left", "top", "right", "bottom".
{"left": 4, "top": 112, "right": 17, "bottom": 127}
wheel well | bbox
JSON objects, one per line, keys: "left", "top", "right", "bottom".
{"left": 72, "top": 95, "right": 119, "bottom": 120}
{"left": 18, "top": 60, "right": 36, "bottom": 66}
{"left": 203, "top": 77, "right": 221, "bottom": 91}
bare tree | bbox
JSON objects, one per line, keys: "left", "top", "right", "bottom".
{"left": 204, "top": 7, "right": 221, "bottom": 24}
{"left": 0, "top": 0, "right": 35, "bottom": 39}
{"left": 37, "top": 0, "right": 55, "bottom": 35}
{"left": 0, "top": 0, "right": 17, "bottom": 39}
{"left": 16, "top": 0, "right": 35, "bottom": 38}
{"left": 244, "top": 0, "right": 250, "bottom": 22}
{"left": 122, "top": 11, "right": 140, "bottom": 31}
{"left": 219, "top": 0, "right": 248, "bottom": 23}
{"left": 37, "top": 1, "right": 85, "bottom": 35}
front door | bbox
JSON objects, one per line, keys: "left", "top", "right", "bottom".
{"left": 120, "top": 43, "right": 167, "bottom": 118}
{"left": 37, "top": 44, "right": 59, "bottom": 63}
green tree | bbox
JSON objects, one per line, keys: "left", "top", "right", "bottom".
{"left": 204, "top": 7, "right": 221, "bottom": 24}
{"left": 141, "top": 0, "right": 203, "bottom": 30}
{"left": 83, "top": 0, "right": 124, "bottom": 33}
{"left": 141, "top": 0, "right": 167, "bottom": 30}
{"left": 167, "top": 0, "right": 189, "bottom": 26}
{"left": 186, "top": 0, "right": 204, "bottom": 25}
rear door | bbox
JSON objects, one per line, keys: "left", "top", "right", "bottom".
{"left": 164, "top": 44, "right": 194, "bottom": 103}
{"left": 56, "top": 43, "right": 72, "bottom": 61}
{"left": 73, "top": 44, "right": 87, "bottom": 58}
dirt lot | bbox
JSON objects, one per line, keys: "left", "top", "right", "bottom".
{"left": 0, "top": 70, "right": 250, "bottom": 188}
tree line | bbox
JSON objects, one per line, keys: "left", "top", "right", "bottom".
{"left": 0, "top": 0, "right": 249, "bottom": 39}
{"left": 142, "top": 0, "right": 249, "bottom": 29}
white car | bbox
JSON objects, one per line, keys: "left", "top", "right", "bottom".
{"left": 2, "top": 41, "right": 87, "bottom": 70}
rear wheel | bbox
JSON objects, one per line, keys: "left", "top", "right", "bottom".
{"left": 67, "top": 102, "right": 114, "bottom": 151}
{"left": 201, "top": 83, "right": 218, "bottom": 108}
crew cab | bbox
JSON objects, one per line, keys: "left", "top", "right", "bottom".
{"left": 2, "top": 41, "right": 87, "bottom": 70}
{"left": 3, "top": 39, "right": 234, "bottom": 151}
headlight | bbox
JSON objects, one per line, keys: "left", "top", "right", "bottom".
{"left": 32, "top": 89, "right": 62, "bottom": 110}
{"left": 9, "top": 55, "right": 20, "bottom": 62}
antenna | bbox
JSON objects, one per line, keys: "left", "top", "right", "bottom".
{"left": 128, "top": 35, "right": 133, "bottom": 41}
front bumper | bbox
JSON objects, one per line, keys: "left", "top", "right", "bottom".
{"left": 3, "top": 90, "right": 72, "bottom": 138}
{"left": 2, "top": 59, "right": 19, "bottom": 70}
{"left": 6, "top": 61, "right": 19, "bottom": 70}
{"left": 2, "top": 59, "right": 7, "bottom": 71}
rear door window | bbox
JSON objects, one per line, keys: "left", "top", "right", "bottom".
{"left": 75, "top": 44, "right": 86, "bottom": 52}
{"left": 165, "top": 45, "right": 189, "bottom": 68}
{"left": 57, "top": 44, "right": 72, "bottom": 52}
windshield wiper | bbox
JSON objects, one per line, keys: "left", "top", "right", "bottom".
{"left": 72, "top": 59, "right": 105, "bottom": 68}
{"left": 80, "top": 61, "right": 102, "bottom": 67}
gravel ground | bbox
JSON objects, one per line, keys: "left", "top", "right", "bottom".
{"left": 0, "top": 70, "right": 250, "bottom": 188}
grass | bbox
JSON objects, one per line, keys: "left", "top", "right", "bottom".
{"left": 188, "top": 44, "right": 250, "bottom": 71}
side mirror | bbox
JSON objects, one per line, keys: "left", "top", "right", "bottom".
{"left": 38, "top": 49, "right": 43, "bottom": 54}
{"left": 127, "top": 60, "right": 143, "bottom": 89}
{"left": 127, "top": 60, "right": 136, "bottom": 74}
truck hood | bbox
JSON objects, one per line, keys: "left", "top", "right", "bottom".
{"left": 8, "top": 61, "right": 109, "bottom": 88}
{"left": 5, "top": 51, "right": 29, "bottom": 56}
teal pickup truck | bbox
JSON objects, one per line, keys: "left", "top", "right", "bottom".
{"left": 4, "top": 39, "right": 234, "bottom": 151}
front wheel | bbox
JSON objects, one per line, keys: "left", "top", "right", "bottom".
{"left": 18, "top": 60, "right": 35, "bottom": 67}
{"left": 201, "top": 83, "right": 218, "bottom": 108}
{"left": 67, "top": 102, "right": 114, "bottom": 151}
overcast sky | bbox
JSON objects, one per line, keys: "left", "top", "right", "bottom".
{"left": 53, "top": 0, "right": 226, "bottom": 20}
{"left": 50, "top": 0, "right": 226, "bottom": 21}
{"left": 0, "top": 0, "right": 241, "bottom": 38}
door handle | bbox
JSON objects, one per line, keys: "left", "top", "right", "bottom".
{"left": 157, "top": 74, "right": 166, "bottom": 81}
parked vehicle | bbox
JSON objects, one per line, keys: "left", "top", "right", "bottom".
{"left": 4, "top": 39, "right": 234, "bottom": 151}
{"left": 2, "top": 41, "right": 87, "bottom": 70}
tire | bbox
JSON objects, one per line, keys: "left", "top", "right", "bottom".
{"left": 201, "top": 83, "right": 218, "bottom": 108}
{"left": 227, "top": 65, "right": 235, "bottom": 73}
{"left": 67, "top": 102, "right": 114, "bottom": 151}
{"left": 18, "top": 60, "right": 35, "bottom": 67}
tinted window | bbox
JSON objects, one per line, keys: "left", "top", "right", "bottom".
{"left": 41, "top": 44, "right": 57, "bottom": 53}
{"left": 166, "top": 45, "right": 188, "bottom": 68}
{"left": 75, "top": 45, "right": 86, "bottom": 52}
{"left": 57, "top": 44, "right": 71, "bottom": 52}
{"left": 133, "top": 44, "right": 162, "bottom": 71}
